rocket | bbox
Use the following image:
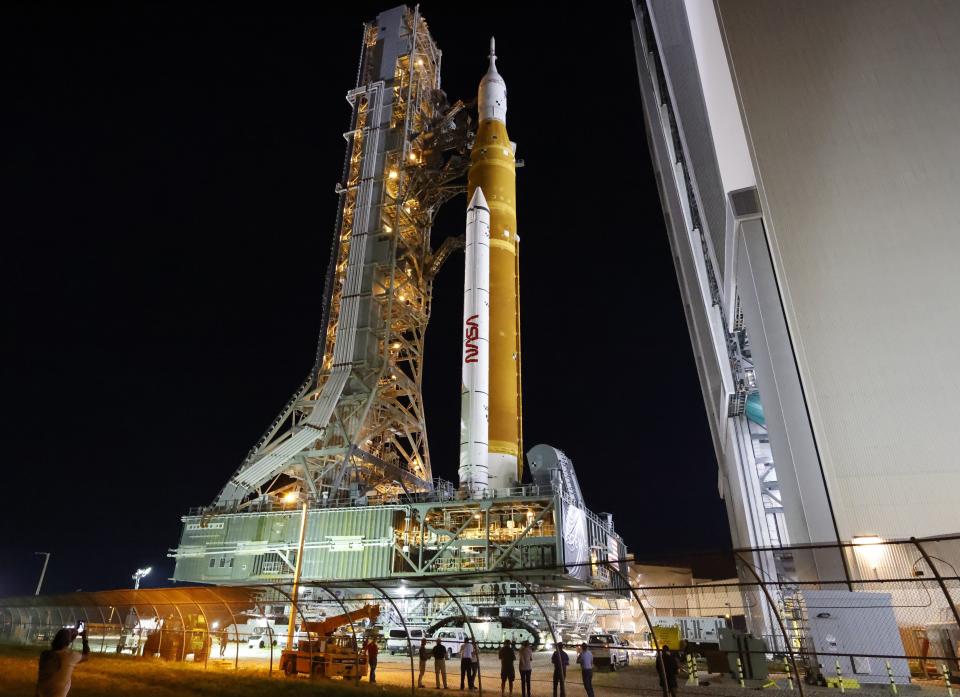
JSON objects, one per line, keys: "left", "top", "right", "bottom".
{"left": 460, "top": 38, "right": 522, "bottom": 494}
{"left": 459, "top": 188, "right": 491, "bottom": 495}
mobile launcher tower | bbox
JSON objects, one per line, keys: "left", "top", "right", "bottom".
{"left": 171, "top": 6, "right": 626, "bottom": 619}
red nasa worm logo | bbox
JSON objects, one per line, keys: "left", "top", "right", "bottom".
{"left": 464, "top": 314, "right": 479, "bottom": 363}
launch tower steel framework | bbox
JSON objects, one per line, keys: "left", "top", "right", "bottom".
{"left": 216, "top": 7, "right": 472, "bottom": 508}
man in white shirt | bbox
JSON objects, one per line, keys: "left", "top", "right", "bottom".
{"left": 461, "top": 637, "right": 477, "bottom": 689}
{"left": 577, "top": 644, "right": 595, "bottom": 697}
{"left": 36, "top": 626, "right": 89, "bottom": 697}
{"left": 518, "top": 640, "right": 534, "bottom": 697}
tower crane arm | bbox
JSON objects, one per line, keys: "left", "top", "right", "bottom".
{"left": 302, "top": 603, "right": 380, "bottom": 636}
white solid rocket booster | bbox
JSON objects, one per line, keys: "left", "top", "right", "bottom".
{"left": 459, "top": 187, "right": 491, "bottom": 495}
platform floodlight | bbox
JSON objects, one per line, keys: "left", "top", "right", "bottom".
{"left": 852, "top": 535, "right": 884, "bottom": 545}
{"left": 132, "top": 567, "right": 152, "bottom": 590}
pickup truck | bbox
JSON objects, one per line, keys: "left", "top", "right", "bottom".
{"left": 586, "top": 633, "right": 630, "bottom": 670}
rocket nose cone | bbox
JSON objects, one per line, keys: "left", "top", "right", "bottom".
{"left": 478, "top": 37, "right": 506, "bottom": 124}
{"left": 469, "top": 186, "right": 488, "bottom": 210}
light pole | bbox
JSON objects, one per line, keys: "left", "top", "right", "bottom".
{"left": 285, "top": 492, "right": 309, "bottom": 650}
{"left": 397, "top": 583, "right": 409, "bottom": 625}
{"left": 132, "top": 567, "right": 152, "bottom": 590}
{"left": 34, "top": 552, "right": 51, "bottom": 596}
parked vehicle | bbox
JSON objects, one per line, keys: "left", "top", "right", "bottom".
{"left": 246, "top": 623, "right": 289, "bottom": 650}
{"left": 431, "top": 620, "right": 539, "bottom": 655}
{"left": 469, "top": 621, "right": 537, "bottom": 650}
{"left": 649, "top": 616, "right": 725, "bottom": 651}
{"left": 587, "top": 633, "right": 630, "bottom": 670}
{"left": 386, "top": 627, "right": 426, "bottom": 655}
{"left": 279, "top": 604, "right": 379, "bottom": 679}
{"left": 434, "top": 628, "right": 469, "bottom": 658}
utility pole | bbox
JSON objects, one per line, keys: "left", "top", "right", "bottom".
{"left": 34, "top": 552, "right": 51, "bottom": 596}
{"left": 286, "top": 497, "right": 309, "bottom": 649}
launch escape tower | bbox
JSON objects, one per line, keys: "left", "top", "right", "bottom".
{"left": 172, "top": 6, "right": 626, "bottom": 591}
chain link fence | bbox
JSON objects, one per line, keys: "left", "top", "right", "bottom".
{"left": 2, "top": 536, "right": 959, "bottom": 697}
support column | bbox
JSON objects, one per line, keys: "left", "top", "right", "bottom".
{"left": 368, "top": 580, "right": 417, "bottom": 696}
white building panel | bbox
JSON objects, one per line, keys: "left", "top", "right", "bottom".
{"left": 716, "top": 0, "right": 960, "bottom": 540}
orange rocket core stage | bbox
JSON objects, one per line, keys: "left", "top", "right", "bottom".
{"left": 467, "top": 117, "right": 522, "bottom": 483}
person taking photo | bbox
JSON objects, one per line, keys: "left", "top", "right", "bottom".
{"left": 36, "top": 624, "right": 90, "bottom": 697}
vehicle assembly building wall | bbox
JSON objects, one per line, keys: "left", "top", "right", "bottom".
{"left": 635, "top": 0, "right": 960, "bottom": 579}
{"left": 633, "top": 0, "right": 803, "bottom": 587}
{"left": 714, "top": 0, "right": 960, "bottom": 541}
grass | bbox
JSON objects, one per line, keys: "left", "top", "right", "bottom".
{"left": 0, "top": 643, "right": 410, "bottom": 697}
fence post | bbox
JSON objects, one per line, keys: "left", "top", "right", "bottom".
{"left": 96, "top": 605, "right": 108, "bottom": 654}
{"left": 910, "top": 538, "right": 960, "bottom": 635}
{"left": 735, "top": 554, "right": 806, "bottom": 697}
{"left": 885, "top": 660, "right": 897, "bottom": 695}
{"left": 313, "top": 583, "right": 364, "bottom": 686}
{"left": 190, "top": 595, "right": 211, "bottom": 670}
{"left": 367, "top": 580, "right": 417, "bottom": 697}
{"left": 267, "top": 621, "right": 274, "bottom": 676}
{"left": 268, "top": 583, "right": 315, "bottom": 677}
{"left": 505, "top": 572, "right": 559, "bottom": 647}
{"left": 204, "top": 587, "right": 242, "bottom": 670}
{"left": 429, "top": 579, "right": 483, "bottom": 696}
{"left": 601, "top": 562, "right": 669, "bottom": 693}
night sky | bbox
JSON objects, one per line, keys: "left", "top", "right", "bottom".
{"left": 4, "top": 2, "right": 730, "bottom": 596}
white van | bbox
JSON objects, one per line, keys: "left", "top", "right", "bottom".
{"left": 386, "top": 627, "right": 426, "bottom": 655}
{"left": 434, "top": 628, "right": 469, "bottom": 658}
{"left": 587, "top": 633, "right": 630, "bottom": 670}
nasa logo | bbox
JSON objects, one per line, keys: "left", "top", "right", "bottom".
{"left": 464, "top": 314, "right": 479, "bottom": 363}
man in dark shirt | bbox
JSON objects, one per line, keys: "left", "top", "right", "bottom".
{"left": 433, "top": 638, "right": 449, "bottom": 688}
{"left": 418, "top": 639, "right": 430, "bottom": 688}
{"left": 498, "top": 640, "right": 516, "bottom": 695}
{"left": 551, "top": 642, "right": 569, "bottom": 697}
{"left": 656, "top": 645, "right": 681, "bottom": 697}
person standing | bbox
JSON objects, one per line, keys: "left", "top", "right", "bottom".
{"left": 218, "top": 627, "right": 228, "bottom": 657}
{"left": 434, "top": 638, "right": 449, "bottom": 688}
{"left": 470, "top": 639, "right": 480, "bottom": 688}
{"left": 518, "top": 640, "right": 534, "bottom": 697}
{"left": 461, "top": 636, "right": 476, "bottom": 689}
{"left": 498, "top": 640, "right": 517, "bottom": 695}
{"left": 364, "top": 637, "right": 379, "bottom": 683}
{"left": 418, "top": 638, "right": 430, "bottom": 688}
{"left": 576, "top": 644, "right": 595, "bottom": 697}
{"left": 551, "top": 642, "right": 569, "bottom": 697}
{"left": 36, "top": 626, "right": 89, "bottom": 697}
{"left": 656, "top": 645, "right": 680, "bottom": 697}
